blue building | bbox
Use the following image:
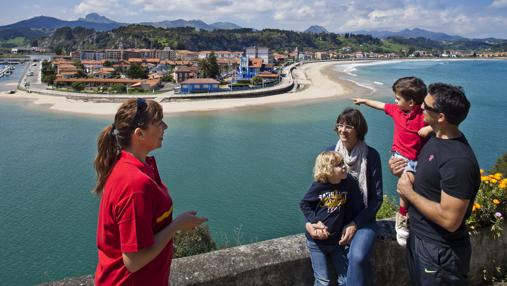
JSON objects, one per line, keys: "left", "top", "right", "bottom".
{"left": 180, "top": 78, "right": 221, "bottom": 93}
{"left": 237, "top": 56, "right": 263, "bottom": 80}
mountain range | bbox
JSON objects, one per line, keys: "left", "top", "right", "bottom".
{"left": 139, "top": 19, "right": 242, "bottom": 30}
{"left": 0, "top": 13, "right": 244, "bottom": 41}
{"left": 353, "top": 28, "right": 467, "bottom": 42}
{"left": 1, "top": 13, "right": 506, "bottom": 51}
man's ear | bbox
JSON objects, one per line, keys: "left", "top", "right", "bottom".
{"left": 437, "top": 112, "right": 446, "bottom": 123}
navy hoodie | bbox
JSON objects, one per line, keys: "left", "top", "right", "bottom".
{"left": 300, "top": 179, "right": 351, "bottom": 245}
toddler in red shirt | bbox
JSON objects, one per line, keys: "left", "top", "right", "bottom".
{"left": 353, "top": 77, "right": 432, "bottom": 247}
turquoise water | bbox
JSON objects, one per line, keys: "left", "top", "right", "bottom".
{"left": 0, "top": 60, "right": 505, "bottom": 285}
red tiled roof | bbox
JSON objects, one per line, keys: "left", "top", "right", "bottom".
{"left": 175, "top": 66, "right": 199, "bottom": 73}
{"left": 161, "top": 60, "right": 192, "bottom": 66}
{"left": 54, "top": 78, "right": 140, "bottom": 84}
{"left": 131, "top": 79, "right": 161, "bottom": 88}
{"left": 250, "top": 58, "right": 263, "bottom": 68}
{"left": 257, "top": 72, "right": 279, "bottom": 79}
{"left": 57, "top": 63, "right": 77, "bottom": 68}
{"left": 100, "top": 68, "right": 115, "bottom": 73}
{"left": 82, "top": 60, "right": 104, "bottom": 65}
{"left": 128, "top": 58, "right": 143, "bottom": 63}
{"left": 217, "top": 58, "right": 240, "bottom": 65}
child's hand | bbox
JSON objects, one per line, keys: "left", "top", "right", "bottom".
{"left": 352, "top": 98, "right": 366, "bottom": 105}
{"left": 418, "top": 126, "right": 433, "bottom": 138}
{"left": 307, "top": 221, "right": 329, "bottom": 240}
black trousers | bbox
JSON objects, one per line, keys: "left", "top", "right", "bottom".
{"left": 407, "top": 233, "right": 471, "bottom": 286}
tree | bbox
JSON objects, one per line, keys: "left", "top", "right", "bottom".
{"left": 198, "top": 59, "right": 210, "bottom": 78}
{"left": 109, "top": 84, "right": 127, "bottom": 94}
{"left": 207, "top": 52, "right": 220, "bottom": 79}
{"left": 161, "top": 74, "right": 174, "bottom": 83}
{"left": 41, "top": 60, "right": 56, "bottom": 85}
{"left": 71, "top": 82, "right": 85, "bottom": 91}
{"left": 112, "top": 66, "right": 124, "bottom": 78}
{"left": 198, "top": 52, "right": 220, "bottom": 79}
{"left": 127, "top": 63, "right": 148, "bottom": 79}
{"left": 73, "top": 60, "right": 87, "bottom": 78}
{"left": 54, "top": 47, "right": 63, "bottom": 55}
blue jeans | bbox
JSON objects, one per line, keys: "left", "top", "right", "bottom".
{"left": 346, "top": 222, "right": 378, "bottom": 286}
{"left": 392, "top": 152, "right": 418, "bottom": 173}
{"left": 306, "top": 239, "right": 348, "bottom": 286}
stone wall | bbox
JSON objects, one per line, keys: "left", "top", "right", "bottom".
{"left": 41, "top": 220, "right": 507, "bottom": 285}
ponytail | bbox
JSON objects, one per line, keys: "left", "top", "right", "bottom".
{"left": 92, "top": 98, "right": 164, "bottom": 195}
{"left": 93, "top": 124, "right": 121, "bottom": 194}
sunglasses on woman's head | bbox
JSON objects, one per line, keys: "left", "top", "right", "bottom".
{"left": 133, "top": 98, "right": 147, "bottom": 126}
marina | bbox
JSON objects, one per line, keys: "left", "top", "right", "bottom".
{"left": 0, "top": 65, "right": 15, "bottom": 78}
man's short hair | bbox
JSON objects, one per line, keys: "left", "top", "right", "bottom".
{"left": 428, "top": 83, "right": 470, "bottom": 126}
{"left": 335, "top": 108, "right": 368, "bottom": 141}
{"left": 392, "top": 77, "right": 427, "bottom": 105}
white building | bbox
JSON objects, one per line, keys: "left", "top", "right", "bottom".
{"left": 245, "top": 46, "right": 272, "bottom": 64}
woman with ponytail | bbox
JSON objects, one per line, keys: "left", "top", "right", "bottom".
{"left": 94, "top": 98, "right": 207, "bottom": 286}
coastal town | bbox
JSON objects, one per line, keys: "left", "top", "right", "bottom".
{"left": 3, "top": 45, "right": 507, "bottom": 96}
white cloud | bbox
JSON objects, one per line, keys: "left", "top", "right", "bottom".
{"left": 69, "top": 0, "right": 507, "bottom": 38}
{"left": 491, "top": 0, "right": 507, "bottom": 8}
{"left": 74, "top": 0, "right": 121, "bottom": 15}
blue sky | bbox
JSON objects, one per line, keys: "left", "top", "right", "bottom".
{"left": 2, "top": 0, "right": 507, "bottom": 38}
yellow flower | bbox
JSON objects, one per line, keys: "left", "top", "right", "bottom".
{"left": 494, "top": 173, "right": 503, "bottom": 180}
{"left": 474, "top": 203, "right": 481, "bottom": 210}
{"left": 480, "top": 169, "right": 485, "bottom": 175}
{"left": 491, "top": 179, "right": 498, "bottom": 184}
{"left": 481, "top": 176, "right": 490, "bottom": 182}
{"left": 493, "top": 199, "right": 501, "bottom": 205}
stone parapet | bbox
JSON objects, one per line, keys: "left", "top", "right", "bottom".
{"left": 41, "top": 220, "right": 507, "bottom": 285}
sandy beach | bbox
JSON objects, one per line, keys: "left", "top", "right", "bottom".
{"left": 0, "top": 61, "right": 370, "bottom": 116}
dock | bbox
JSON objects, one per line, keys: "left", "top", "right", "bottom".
{"left": 0, "top": 65, "right": 15, "bottom": 78}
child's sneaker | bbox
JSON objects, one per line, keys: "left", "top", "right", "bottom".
{"left": 395, "top": 212, "right": 409, "bottom": 247}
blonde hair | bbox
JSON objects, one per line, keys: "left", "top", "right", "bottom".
{"left": 313, "top": 151, "right": 344, "bottom": 183}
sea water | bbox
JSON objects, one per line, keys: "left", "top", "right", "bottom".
{"left": 0, "top": 60, "right": 505, "bottom": 284}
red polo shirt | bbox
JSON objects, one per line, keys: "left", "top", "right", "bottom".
{"left": 95, "top": 151, "right": 173, "bottom": 286}
{"left": 384, "top": 103, "right": 427, "bottom": 160}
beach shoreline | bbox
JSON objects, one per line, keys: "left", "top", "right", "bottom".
{"left": 0, "top": 60, "right": 373, "bottom": 117}
{"left": 2, "top": 58, "right": 494, "bottom": 116}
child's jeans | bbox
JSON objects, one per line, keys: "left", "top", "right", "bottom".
{"left": 306, "top": 239, "right": 348, "bottom": 286}
{"left": 392, "top": 151, "right": 417, "bottom": 173}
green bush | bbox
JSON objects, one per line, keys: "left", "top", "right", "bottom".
{"left": 376, "top": 195, "right": 398, "bottom": 219}
{"left": 109, "top": 84, "right": 127, "bottom": 94}
{"left": 251, "top": 76, "right": 262, "bottom": 84}
{"left": 491, "top": 153, "right": 507, "bottom": 177}
{"left": 466, "top": 170, "right": 506, "bottom": 239}
{"left": 161, "top": 74, "right": 174, "bottom": 82}
{"left": 173, "top": 224, "right": 216, "bottom": 258}
{"left": 71, "top": 82, "right": 84, "bottom": 91}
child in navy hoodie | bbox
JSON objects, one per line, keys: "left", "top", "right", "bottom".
{"left": 300, "top": 151, "right": 350, "bottom": 286}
